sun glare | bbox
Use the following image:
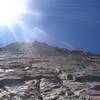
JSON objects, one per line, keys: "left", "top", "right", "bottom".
{"left": 0, "top": 0, "right": 26, "bottom": 25}
{"left": 0, "top": 0, "right": 43, "bottom": 43}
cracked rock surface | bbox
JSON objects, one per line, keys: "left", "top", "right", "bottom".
{"left": 0, "top": 42, "right": 100, "bottom": 100}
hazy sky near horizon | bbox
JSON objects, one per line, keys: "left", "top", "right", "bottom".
{"left": 0, "top": 0, "right": 100, "bottom": 54}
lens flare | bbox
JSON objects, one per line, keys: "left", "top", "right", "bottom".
{"left": 0, "top": 0, "right": 43, "bottom": 44}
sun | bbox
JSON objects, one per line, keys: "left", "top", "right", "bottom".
{"left": 0, "top": 0, "right": 26, "bottom": 25}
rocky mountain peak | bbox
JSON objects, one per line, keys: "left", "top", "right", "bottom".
{"left": 0, "top": 42, "right": 100, "bottom": 100}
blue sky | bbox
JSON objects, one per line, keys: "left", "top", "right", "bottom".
{"left": 0, "top": 0, "right": 100, "bottom": 54}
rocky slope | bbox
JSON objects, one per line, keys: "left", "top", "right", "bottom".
{"left": 0, "top": 42, "right": 100, "bottom": 100}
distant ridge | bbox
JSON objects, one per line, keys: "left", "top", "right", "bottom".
{"left": 1, "top": 41, "right": 99, "bottom": 56}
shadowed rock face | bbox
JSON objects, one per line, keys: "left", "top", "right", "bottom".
{"left": 75, "top": 76, "right": 100, "bottom": 82}
{"left": 0, "top": 79, "right": 24, "bottom": 87}
{"left": 91, "top": 85, "right": 100, "bottom": 90}
{"left": 0, "top": 42, "right": 100, "bottom": 100}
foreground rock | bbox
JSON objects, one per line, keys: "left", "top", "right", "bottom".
{"left": 0, "top": 66, "right": 99, "bottom": 100}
